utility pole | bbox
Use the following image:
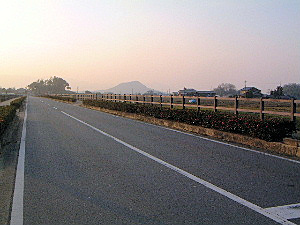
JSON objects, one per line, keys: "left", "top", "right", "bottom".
{"left": 244, "top": 80, "right": 247, "bottom": 88}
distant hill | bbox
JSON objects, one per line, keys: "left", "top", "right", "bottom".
{"left": 96, "top": 81, "right": 161, "bottom": 94}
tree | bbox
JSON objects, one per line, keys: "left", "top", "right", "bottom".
{"left": 27, "top": 76, "right": 71, "bottom": 95}
{"left": 270, "top": 86, "right": 284, "bottom": 98}
{"left": 213, "top": 83, "right": 237, "bottom": 97}
{"left": 283, "top": 83, "right": 300, "bottom": 99}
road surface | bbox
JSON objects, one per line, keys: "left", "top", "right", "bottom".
{"left": 10, "top": 96, "right": 300, "bottom": 224}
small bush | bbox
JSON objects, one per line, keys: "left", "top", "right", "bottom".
{"left": 83, "top": 99, "right": 296, "bottom": 142}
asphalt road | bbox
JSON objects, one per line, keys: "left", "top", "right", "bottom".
{"left": 12, "top": 96, "right": 300, "bottom": 224}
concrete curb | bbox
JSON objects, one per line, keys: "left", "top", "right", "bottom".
{"left": 83, "top": 105, "right": 300, "bottom": 158}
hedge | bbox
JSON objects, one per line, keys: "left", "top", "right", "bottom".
{"left": 46, "top": 95, "right": 77, "bottom": 102}
{"left": 83, "top": 99, "right": 296, "bottom": 142}
{"left": 0, "top": 96, "right": 26, "bottom": 137}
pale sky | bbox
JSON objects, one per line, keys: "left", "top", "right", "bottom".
{"left": 0, "top": 0, "right": 299, "bottom": 93}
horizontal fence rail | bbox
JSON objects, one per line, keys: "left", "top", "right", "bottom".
{"left": 57, "top": 93, "right": 300, "bottom": 122}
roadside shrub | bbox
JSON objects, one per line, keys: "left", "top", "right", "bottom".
{"left": 46, "top": 95, "right": 76, "bottom": 102}
{"left": 83, "top": 99, "right": 296, "bottom": 142}
{"left": 0, "top": 106, "right": 16, "bottom": 136}
{"left": 0, "top": 97, "right": 26, "bottom": 137}
{"left": 10, "top": 96, "right": 27, "bottom": 108}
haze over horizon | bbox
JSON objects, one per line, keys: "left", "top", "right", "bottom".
{"left": 1, "top": 1, "right": 299, "bottom": 93}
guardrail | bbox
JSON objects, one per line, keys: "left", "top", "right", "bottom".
{"left": 57, "top": 93, "right": 300, "bottom": 122}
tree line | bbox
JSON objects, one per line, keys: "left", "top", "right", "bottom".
{"left": 213, "top": 83, "right": 300, "bottom": 99}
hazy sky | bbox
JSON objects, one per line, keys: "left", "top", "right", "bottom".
{"left": 1, "top": 0, "right": 299, "bottom": 93}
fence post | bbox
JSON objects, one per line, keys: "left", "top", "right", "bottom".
{"left": 291, "top": 98, "right": 296, "bottom": 122}
{"left": 260, "top": 98, "right": 264, "bottom": 120}
{"left": 182, "top": 96, "right": 185, "bottom": 109}
{"left": 124, "top": 94, "right": 126, "bottom": 102}
{"left": 160, "top": 95, "right": 162, "bottom": 108}
{"left": 143, "top": 95, "right": 146, "bottom": 105}
{"left": 136, "top": 95, "right": 138, "bottom": 103}
{"left": 234, "top": 96, "right": 239, "bottom": 116}
{"left": 197, "top": 97, "right": 200, "bottom": 112}
{"left": 214, "top": 96, "right": 217, "bottom": 112}
{"left": 151, "top": 95, "right": 153, "bottom": 106}
{"left": 129, "top": 94, "right": 132, "bottom": 103}
{"left": 170, "top": 95, "right": 173, "bottom": 109}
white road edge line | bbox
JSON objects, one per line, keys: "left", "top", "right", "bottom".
{"left": 61, "top": 110, "right": 295, "bottom": 225}
{"left": 265, "top": 203, "right": 300, "bottom": 220}
{"left": 10, "top": 100, "right": 28, "bottom": 225}
{"left": 82, "top": 105, "right": 300, "bottom": 165}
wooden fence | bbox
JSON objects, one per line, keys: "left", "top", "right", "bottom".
{"left": 58, "top": 93, "right": 300, "bottom": 122}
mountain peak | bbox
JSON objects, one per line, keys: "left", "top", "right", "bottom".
{"left": 97, "top": 81, "right": 151, "bottom": 94}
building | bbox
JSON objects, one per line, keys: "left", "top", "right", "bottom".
{"left": 239, "top": 87, "right": 262, "bottom": 98}
{"left": 178, "top": 88, "right": 216, "bottom": 97}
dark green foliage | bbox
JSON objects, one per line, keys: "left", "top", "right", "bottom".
{"left": 0, "top": 106, "right": 16, "bottom": 136}
{"left": 83, "top": 99, "right": 296, "bottom": 142}
{"left": 46, "top": 95, "right": 76, "bottom": 102}
{"left": 0, "top": 97, "right": 26, "bottom": 136}
{"left": 10, "top": 97, "right": 27, "bottom": 108}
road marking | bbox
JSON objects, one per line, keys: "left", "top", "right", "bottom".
{"left": 61, "top": 110, "right": 295, "bottom": 225}
{"left": 265, "top": 203, "right": 300, "bottom": 220}
{"left": 10, "top": 101, "right": 28, "bottom": 225}
{"left": 97, "top": 110, "right": 300, "bottom": 165}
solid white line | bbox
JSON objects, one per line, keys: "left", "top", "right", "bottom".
{"left": 80, "top": 106, "right": 300, "bottom": 165}
{"left": 61, "top": 110, "right": 295, "bottom": 225}
{"left": 151, "top": 123, "right": 300, "bottom": 165}
{"left": 10, "top": 101, "right": 27, "bottom": 225}
{"left": 265, "top": 203, "right": 300, "bottom": 220}
{"left": 99, "top": 110, "right": 300, "bottom": 165}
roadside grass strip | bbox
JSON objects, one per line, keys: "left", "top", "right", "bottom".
{"left": 61, "top": 110, "right": 297, "bottom": 225}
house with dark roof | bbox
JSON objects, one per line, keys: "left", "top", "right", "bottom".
{"left": 178, "top": 88, "right": 216, "bottom": 97}
{"left": 239, "top": 87, "right": 262, "bottom": 98}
